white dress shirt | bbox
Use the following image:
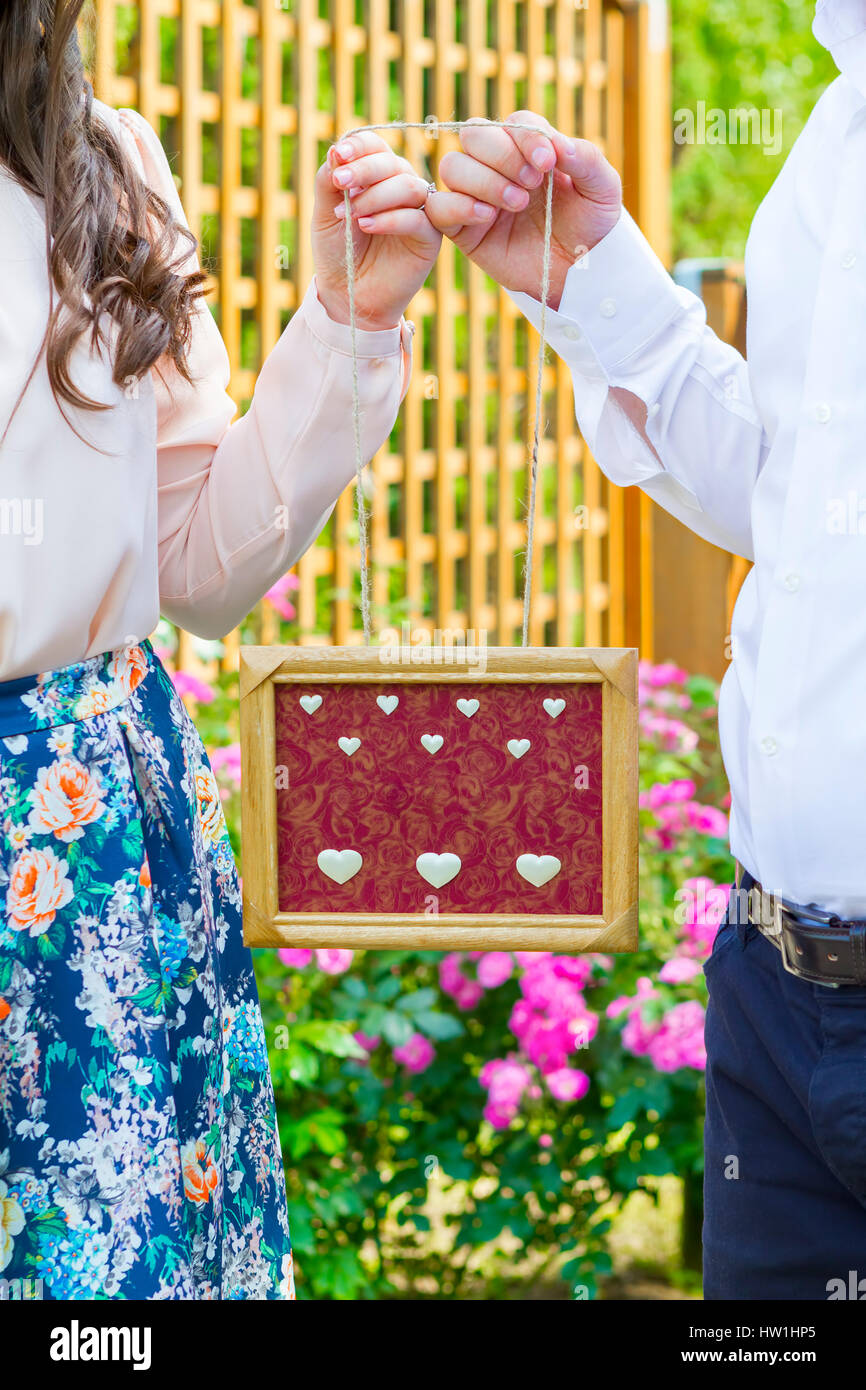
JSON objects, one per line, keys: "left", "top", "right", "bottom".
{"left": 0, "top": 102, "right": 412, "bottom": 682}
{"left": 508, "top": 0, "right": 866, "bottom": 917}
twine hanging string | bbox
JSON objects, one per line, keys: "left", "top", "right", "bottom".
{"left": 342, "top": 120, "right": 555, "bottom": 647}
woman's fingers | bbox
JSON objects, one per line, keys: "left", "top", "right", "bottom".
{"left": 336, "top": 171, "right": 429, "bottom": 220}
{"left": 328, "top": 129, "right": 395, "bottom": 165}
{"left": 424, "top": 189, "right": 497, "bottom": 238}
{"left": 438, "top": 149, "right": 531, "bottom": 211}
{"left": 352, "top": 206, "right": 436, "bottom": 238}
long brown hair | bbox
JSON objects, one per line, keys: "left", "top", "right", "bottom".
{"left": 0, "top": 0, "right": 205, "bottom": 426}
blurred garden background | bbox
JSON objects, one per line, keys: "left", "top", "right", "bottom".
{"left": 82, "top": 0, "right": 836, "bottom": 1296}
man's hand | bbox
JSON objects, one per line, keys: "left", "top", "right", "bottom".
{"left": 424, "top": 112, "right": 622, "bottom": 310}
{"left": 313, "top": 132, "right": 442, "bottom": 332}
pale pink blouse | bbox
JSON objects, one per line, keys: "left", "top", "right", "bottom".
{"left": 0, "top": 102, "right": 413, "bottom": 681}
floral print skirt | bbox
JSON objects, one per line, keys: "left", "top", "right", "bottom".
{"left": 0, "top": 641, "right": 293, "bottom": 1299}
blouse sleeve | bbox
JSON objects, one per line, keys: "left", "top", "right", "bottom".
{"left": 115, "top": 107, "right": 414, "bottom": 638}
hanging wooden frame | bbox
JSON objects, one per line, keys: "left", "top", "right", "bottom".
{"left": 239, "top": 643, "right": 638, "bottom": 952}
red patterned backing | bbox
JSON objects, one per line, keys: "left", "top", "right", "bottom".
{"left": 275, "top": 681, "right": 603, "bottom": 915}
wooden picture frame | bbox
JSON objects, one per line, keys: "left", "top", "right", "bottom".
{"left": 239, "top": 645, "right": 638, "bottom": 952}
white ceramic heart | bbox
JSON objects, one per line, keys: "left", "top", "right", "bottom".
{"left": 543, "top": 698, "right": 565, "bottom": 719}
{"left": 416, "top": 852, "right": 461, "bottom": 888}
{"left": 300, "top": 694, "right": 323, "bottom": 715}
{"left": 516, "top": 853, "right": 562, "bottom": 887}
{"left": 377, "top": 694, "right": 399, "bottom": 715}
{"left": 338, "top": 736, "right": 361, "bottom": 756}
{"left": 507, "top": 738, "right": 531, "bottom": 759}
{"left": 456, "top": 698, "right": 479, "bottom": 717}
{"left": 421, "top": 733, "right": 444, "bottom": 754}
{"left": 317, "top": 848, "right": 363, "bottom": 884}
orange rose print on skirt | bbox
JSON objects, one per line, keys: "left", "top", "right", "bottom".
{"left": 182, "top": 1140, "right": 221, "bottom": 1204}
{"left": 6, "top": 845, "right": 74, "bottom": 935}
{"left": 27, "top": 757, "right": 106, "bottom": 842}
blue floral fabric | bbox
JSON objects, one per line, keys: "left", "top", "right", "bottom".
{"left": 0, "top": 642, "right": 293, "bottom": 1299}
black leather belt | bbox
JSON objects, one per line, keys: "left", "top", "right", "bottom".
{"left": 735, "top": 863, "right": 866, "bottom": 986}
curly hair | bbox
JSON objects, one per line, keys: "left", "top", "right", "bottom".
{"left": 0, "top": 0, "right": 206, "bottom": 426}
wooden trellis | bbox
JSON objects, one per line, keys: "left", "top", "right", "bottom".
{"left": 82, "top": 0, "right": 670, "bottom": 669}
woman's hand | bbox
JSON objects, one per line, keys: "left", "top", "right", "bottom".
{"left": 424, "top": 112, "right": 622, "bottom": 310}
{"left": 313, "top": 132, "right": 442, "bottom": 331}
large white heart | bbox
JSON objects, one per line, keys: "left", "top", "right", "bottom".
{"left": 507, "top": 738, "right": 531, "bottom": 759}
{"left": 516, "top": 853, "right": 562, "bottom": 887}
{"left": 300, "top": 694, "right": 323, "bottom": 715}
{"left": 317, "top": 848, "right": 363, "bottom": 884}
{"left": 456, "top": 698, "right": 479, "bottom": 718}
{"left": 543, "top": 698, "right": 565, "bottom": 719}
{"left": 377, "top": 695, "right": 399, "bottom": 715}
{"left": 416, "top": 852, "right": 461, "bottom": 888}
{"left": 421, "top": 733, "right": 444, "bottom": 754}
{"left": 338, "top": 736, "right": 361, "bottom": 756}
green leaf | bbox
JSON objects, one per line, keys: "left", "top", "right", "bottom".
{"left": 292, "top": 1020, "right": 367, "bottom": 1059}
{"left": 396, "top": 987, "right": 437, "bottom": 1014}
{"left": 412, "top": 1009, "right": 464, "bottom": 1040}
{"left": 381, "top": 1010, "right": 415, "bottom": 1046}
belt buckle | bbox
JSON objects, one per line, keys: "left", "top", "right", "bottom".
{"left": 775, "top": 896, "right": 840, "bottom": 983}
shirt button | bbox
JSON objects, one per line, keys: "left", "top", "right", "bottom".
{"left": 563, "top": 325, "right": 582, "bottom": 341}
{"left": 814, "top": 402, "right": 832, "bottom": 423}
{"left": 599, "top": 298, "right": 617, "bottom": 318}
{"left": 648, "top": 402, "right": 661, "bottom": 419}
{"left": 842, "top": 251, "right": 857, "bottom": 269}
{"left": 783, "top": 572, "right": 800, "bottom": 592}
{"left": 760, "top": 736, "right": 778, "bottom": 757}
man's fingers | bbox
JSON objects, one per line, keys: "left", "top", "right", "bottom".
{"left": 455, "top": 118, "right": 544, "bottom": 190}
{"left": 500, "top": 109, "right": 559, "bottom": 174}
{"left": 424, "top": 189, "right": 497, "bottom": 237}
{"left": 438, "top": 149, "right": 530, "bottom": 211}
{"left": 554, "top": 135, "right": 620, "bottom": 202}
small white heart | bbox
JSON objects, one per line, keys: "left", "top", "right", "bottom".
{"left": 516, "top": 853, "right": 562, "bottom": 887}
{"left": 377, "top": 695, "right": 399, "bottom": 715}
{"left": 416, "top": 852, "right": 461, "bottom": 888}
{"left": 317, "top": 848, "right": 363, "bottom": 884}
{"left": 300, "top": 694, "right": 323, "bottom": 715}
{"left": 543, "top": 698, "right": 565, "bottom": 719}
{"left": 338, "top": 736, "right": 361, "bottom": 756}
{"left": 456, "top": 698, "right": 479, "bottom": 718}
{"left": 421, "top": 734, "right": 444, "bottom": 755}
{"left": 507, "top": 738, "right": 531, "bottom": 759}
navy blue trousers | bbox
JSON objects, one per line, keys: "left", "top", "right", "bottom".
{"left": 703, "top": 872, "right": 866, "bottom": 1300}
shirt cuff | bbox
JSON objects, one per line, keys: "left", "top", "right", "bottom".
{"left": 505, "top": 208, "right": 686, "bottom": 374}
{"left": 300, "top": 277, "right": 415, "bottom": 358}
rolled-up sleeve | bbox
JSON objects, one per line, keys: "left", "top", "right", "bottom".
{"left": 506, "top": 209, "right": 768, "bottom": 560}
{"left": 117, "top": 106, "right": 413, "bottom": 638}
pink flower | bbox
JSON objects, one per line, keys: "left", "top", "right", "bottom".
{"left": 315, "top": 948, "right": 354, "bottom": 975}
{"left": 354, "top": 1031, "right": 380, "bottom": 1053}
{"left": 393, "top": 1032, "right": 435, "bottom": 1074}
{"left": 264, "top": 572, "right": 300, "bottom": 621}
{"left": 477, "top": 952, "right": 514, "bottom": 989}
{"left": 479, "top": 1056, "right": 532, "bottom": 1127}
{"left": 171, "top": 670, "right": 215, "bottom": 704}
{"left": 647, "top": 1000, "right": 707, "bottom": 1072}
{"left": 278, "top": 948, "right": 312, "bottom": 968}
{"left": 659, "top": 955, "right": 702, "bottom": 983}
{"left": 545, "top": 1067, "right": 590, "bottom": 1102}
{"left": 538, "top": 1133, "right": 553, "bottom": 1148}
{"left": 209, "top": 743, "right": 241, "bottom": 788}
{"left": 687, "top": 803, "right": 729, "bottom": 838}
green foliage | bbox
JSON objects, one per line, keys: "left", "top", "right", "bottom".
{"left": 672, "top": 0, "right": 836, "bottom": 259}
